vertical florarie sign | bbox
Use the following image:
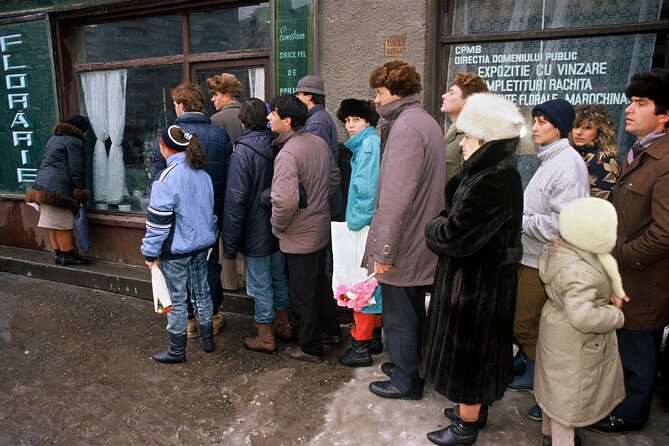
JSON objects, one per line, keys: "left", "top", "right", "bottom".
{"left": 0, "top": 19, "right": 56, "bottom": 193}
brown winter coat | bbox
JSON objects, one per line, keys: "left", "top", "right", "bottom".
{"left": 535, "top": 241, "right": 625, "bottom": 427}
{"left": 270, "top": 129, "right": 340, "bottom": 254}
{"left": 365, "top": 95, "right": 445, "bottom": 286}
{"left": 612, "top": 134, "right": 669, "bottom": 330}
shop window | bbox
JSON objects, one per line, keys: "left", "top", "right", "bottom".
{"left": 189, "top": 4, "right": 270, "bottom": 53}
{"left": 72, "top": 15, "right": 182, "bottom": 63}
{"left": 447, "top": 32, "right": 665, "bottom": 154}
{"left": 79, "top": 66, "right": 180, "bottom": 212}
{"left": 451, "top": 0, "right": 664, "bottom": 34}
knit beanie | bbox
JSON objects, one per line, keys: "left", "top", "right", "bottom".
{"left": 67, "top": 115, "right": 89, "bottom": 134}
{"left": 532, "top": 98, "right": 575, "bottom": 138}
{"left": 455, "top": 93, "right": 525, "bottom": 142}
{"left": 336, "top": 99, "right": 380, "bottom": 127}
{"left": 558, "top": 197, "right": 625, "bottom": 299}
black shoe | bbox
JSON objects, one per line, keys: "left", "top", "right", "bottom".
{"left": 513, "top": 348, "right": 527, "bottom": 376}
{"left": 153, "top": 333, "right": 187, "bottom": 363}
{"left": 339, "top": 340, "right": 372, "bottom": 367}
{"left": 60, "top": 251, "right": 90, "bottom": 266}
{"left": 444, "top": 405, "right": 488, "bottom": 429}
{"left": 321, "top": 333, "right": 343, "bottom": 345}
{"left": 198, "top": 323, "right": 214, "bottom": 353}
{"left": 507, "top": 358, "right": 534, "bottom": 393}
{"left": 427, "top": 407, "right": 478, "bottom": 445}
{"left": 370, "top": 326, "right": 383, "bottom": 354}
{"left": 381, "top": 362, "right": 395, "bottom": 377}
{"left": 586, "top": 414, "right": 643, "bottom": 434}
{"left": 369, "top": 380, "right": 422, "bottom": 400}
{"left": 542, "top": 434, "right": 582, "bottom": 446}
{"left": 54, "top": 250, "right": 62, "bottom": 265}
{"left": 528, "top": 403, "right": 542, "bottom": 421}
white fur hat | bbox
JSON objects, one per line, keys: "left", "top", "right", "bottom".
{"left": 559, "top": 197, "right": 625, "bottom": 298}
{"left": 455, "top": 93, "right": 525, "bottom": 142}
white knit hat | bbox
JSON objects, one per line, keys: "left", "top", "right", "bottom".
{"left": 455, "top": 93, "right": 525, "bottom": 142}
{"left": 558, "top": 197, "right": 625, "bottom": 299}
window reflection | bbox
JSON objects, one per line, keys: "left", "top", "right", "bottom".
{"left": 189, "top": 3, "right": 270, "bottom": 53}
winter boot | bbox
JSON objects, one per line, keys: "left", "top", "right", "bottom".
{"left": 444, "top": 405, "right": 489, "bottom": 429}
{"left": 153, "top": 332, "right": 187, "bottom": 363}
{"left": 370, "top": 326, "right": 383, "bottom": 354}
{"left": 427, "top": 406, "right": 479, "bottom": 445}
{"left": 508, "top": 358, "right": 534, "bottom": 393}
{"left": 54, "top": 249, "right": 63, "bottom": 265}
{"left": 198, "top": 323, "right": 214, "bottom": 353}
{"left": 244, "top": 323, "right": 277, "bottom": 353}
{"left": 272, "top": 309, "right": 293, "bottom": 341}
{"left": 513, "top": 348, "right": 527, "bottom": 376}
{"left": 60, "top": 250, "right": 90, "bottom": 266}
{"left": 339, "top": 340, "right": 373, "bottom": 367}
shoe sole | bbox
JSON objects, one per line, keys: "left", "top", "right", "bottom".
{"left": 506, "top": 387, "right": 534, "bottom": 395}
{"left": 528, "top": 414, "right": 543, "bottom": 421}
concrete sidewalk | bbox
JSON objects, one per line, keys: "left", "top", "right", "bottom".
{"left": 0, "top": 247, "right": 667, "bottom": 445}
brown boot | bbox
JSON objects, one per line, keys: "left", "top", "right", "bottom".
{"left": 272, "top": 309, "right": 293, "bottom": 341}
{"left": 244, "top": 323, "right": 276, "bottom": 353}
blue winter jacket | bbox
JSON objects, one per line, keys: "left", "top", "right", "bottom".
{"left": 223, "top": 127, "right": 280, "bottom": 257}
{"left": 344, "top": 126, "right": 381, "bottom": 231}
{"left": 305, "top": 104, "right": 343, "bottom": 218}
{"left": 141, "top": 152, "right": 217, "bottom": 261}
{"left": 150, "top": 112, "right": 232, "bottom": 228}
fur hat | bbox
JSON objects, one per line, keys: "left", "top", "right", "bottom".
{"left": 67, "top": 115, "right": 89, "bottom": 134}
{"left": 336, "top": 99, "right": 380, "bottom": 127}
{"left": 455, "top": 93, "right": 524, "bottom": 142}
{"left": 296, "top": 75, "right": 325, "bottom": 96}
{"left": 532, "top": 98, "right": 575, "bottom": 138}
{"left": 559, "top": 197, "right": 625, "bottom": 298}
{"left": 625, "top": 69, "right": 669, "bottom": 110}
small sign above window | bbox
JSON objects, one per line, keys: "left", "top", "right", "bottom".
{"left": 385, "top": 35, "right": 405, "bottom": 57}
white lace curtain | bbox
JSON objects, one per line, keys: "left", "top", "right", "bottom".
{"left": 248, "top": 67, "right": 265, "bottom": 100}
{"left": 80, "top": 70, "right": 128, "bottom": 204}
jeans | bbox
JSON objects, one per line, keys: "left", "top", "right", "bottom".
{"left": 161, "top": 250, "right": 212, "bottom": 335}
{"left": 381, "top": 283, "right": 427, "bottom": 394}
{"left": 286, "top": 247, "right": 340, "bottom": 356}
{"left": 187, "top": 237, "right": 223, "bottom": 317}
{"left": 245, "top": 251, "right": 291, "bottom": 324}
{"left": 611, "top": 328, "right": 663, "bottom": 424}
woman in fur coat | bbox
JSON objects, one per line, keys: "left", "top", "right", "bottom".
{"left": 25, "top": 115, "right": 90, "bottom": 266}
{"left": 535, "top": 197, "right": 626, "bottom": 446}
{"left": 421, "top": 93, "right": 524, "bottom": 446}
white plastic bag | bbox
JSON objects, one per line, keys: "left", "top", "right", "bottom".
{"left": 151, "top": 264, "right": 172, "bottom": 313}
{"left": 331, "top": 222, "right": 370, "bottom": 294}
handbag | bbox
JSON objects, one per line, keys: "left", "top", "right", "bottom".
{"left": 73, "top": 205, "right": 92, "bottom": 254}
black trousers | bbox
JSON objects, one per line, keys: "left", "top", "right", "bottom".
{"left": 611, "top": 328, "right": 663, "bottom": 424}
{"left": 286, "top": 247, "right": 340, "bottom": 356}
{"left": 381, "top": 283, "right": 427, "bottom": 393}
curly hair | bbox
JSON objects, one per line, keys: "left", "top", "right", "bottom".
{"left": 206, "top": 73, "right": 243, "bottom": 99}
{"left": 453, "top": 72, "right": 489, "bottom": 99}
{"left": 368, "top": 61, "right": 422, "bottom": 97}
{"left": 570, "top": 104, "right": 618, "bottom": 158}
{"left": 171, "top": 82, "right": 206, "bottom": 113}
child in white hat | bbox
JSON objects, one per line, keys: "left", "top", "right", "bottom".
{"left": 535, "top": 197, "right": 628, "bottom": 446}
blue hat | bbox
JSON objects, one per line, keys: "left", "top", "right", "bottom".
{"left": 532, "top": 99, "right": 575, "bottom": 138}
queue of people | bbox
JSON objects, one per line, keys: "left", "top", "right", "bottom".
{"left": 27, "top": 64, "right": 669, "bottom": 446}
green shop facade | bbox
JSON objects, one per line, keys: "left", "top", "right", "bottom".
{"left": 0, "top": 0, "right": 667, "bottom": 266}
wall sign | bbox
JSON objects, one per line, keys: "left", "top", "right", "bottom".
{"left": 0, "top": 19, "right": 57, "bottom": 194}
{"left": 385, "top": 35, "right": 405, "bottom": 57}
{"left": 274, "top": 0, "right": 311, "bottom": 95}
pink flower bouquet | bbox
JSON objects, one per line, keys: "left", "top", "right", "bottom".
{"left": 334, "top": 273, "right": 378, "bottom": 312}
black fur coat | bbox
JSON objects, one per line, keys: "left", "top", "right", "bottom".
{"left": 420, "top": 137, "right": 523, "bottom": 405}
